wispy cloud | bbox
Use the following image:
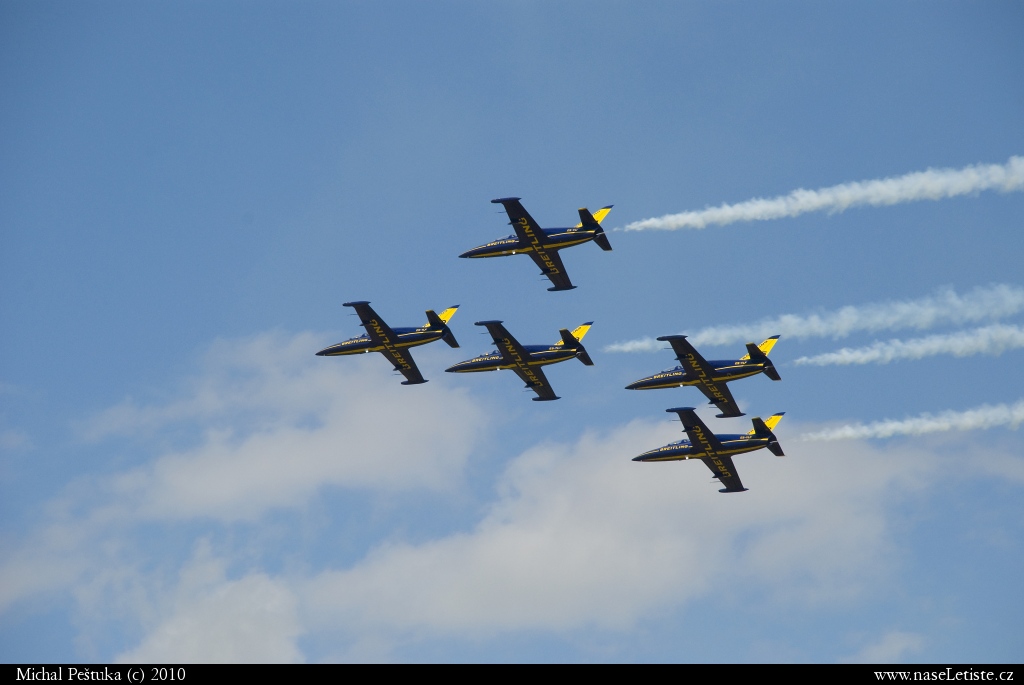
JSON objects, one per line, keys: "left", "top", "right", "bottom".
{"left": 840, "top": 631, "right": 925, "bottom": 664}
{"left": 605, "top": 284, "right": 1024, "bottom": 352}
{"left": 794, "top": 324, "right": 1024, "bottom": 366}
{"left": 622, "top": 156, "right": 1024, "bottom": 231}
{"left": 799, "top": 400, "right": 1024, "bottom": 441}
{"left": 5, "top": 330, "right": 1023, "bottom": 662}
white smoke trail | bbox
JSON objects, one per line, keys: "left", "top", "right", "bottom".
{"left": 622, "top": 156, "right": 1024, "bottom": 232}
{"left": 794, "top": 324, "right": 1024, "bottom": 366}
{"left": 799, "top": 400, "right": 1024, "bottom": 441}
{"left": 604, "top": 284, "right": 1024, "bottom": 352}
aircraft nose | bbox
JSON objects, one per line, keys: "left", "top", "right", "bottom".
{"left": 315, "top": 346, "right": 337, "bottom": 356}
{"left": 625, "top": 378, "right": 649, "bottom": 390}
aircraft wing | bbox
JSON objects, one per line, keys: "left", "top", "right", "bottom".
{"left": 378, "top": 347, "right": 426, "bottom": 385}
{"left": 693, "top": 379, "right": 743, "bottom": 418}
{"left": 511, "top": 363, "right": 558, "bottom": 400}
{"left": 491, "top": 197, "right": 545, "bottom": 244}
{"left": 667, "top": 407, "right": 726, "bottom": 454}
{"left": 659, "top": 335, "right": 742, "bottom": 417}
{"left": 491, "top": 198, "right": 574, "bottom": 291}
{"left": 344, "top": 301, "right": 426, "bottom": 385}
{"left": 700, "top": 455, "right": 747, "bottom": 493}
{"left": 477, "top": 320, "right": 559, "bottom": 400}
{"left": 527, "top": 249, "right": 574, "bottom": 291}
{"left": 345, "top": 301, "right": 396, "bottom": 340}
{"left": 667, "top": 407, "right": 747, "bottom": 492}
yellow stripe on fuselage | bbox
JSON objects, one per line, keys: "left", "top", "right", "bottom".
{"left": 647, "top": 439, "right": 765, "bottom": 461}
{"left": 550, "top": 235, "right": 593, "bottom": 247}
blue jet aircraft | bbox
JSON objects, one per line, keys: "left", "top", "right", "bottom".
{"left": 626, "top": 335, "right": 781, "bottom": 418}
{"left": 316, "top": 301, "right": 459, "bottom": 385}
{"left": 446, "top": 321, "right": 594, "bottom": 401}
{"left": 634, "top": 407, "right": 785, "bottom": 493}
{"left": 459, "top": 197, "right": 613, "bottom": 291}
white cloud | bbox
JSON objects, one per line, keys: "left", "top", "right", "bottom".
{"left": 841, "top": 630, "right": 925, "bottom": 664}
{"left": 116, "top": 541, "right": 303, "bottom": 664}
{"left": 5, "top": 330, "right": 1022, "bottom": 661}
{"left": 794, "top": 324, "right": 1024, "bottom": 366}
{"left": 798, "top": 400, "right": 1024, "bottom": 442}
{"left": 301, "top": 421, "right": 941, "bottom": 647}
{"left": 0, "top": 331, "right": 488, "bottom": 614}
{"left": 84, "top": 331, "right": 489, "bottom": 522}
{"left": 605, "top": 284, "right": 1024, "bottom": 352}
{"left": 622, "top": 156, "right": 1024, "bottom": 231}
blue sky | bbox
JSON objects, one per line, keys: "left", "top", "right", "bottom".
{"left": 2, "top": 1, "right": 1022, "bottom": 663}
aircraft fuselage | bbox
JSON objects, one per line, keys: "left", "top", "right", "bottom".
{"left": 445, "top": 345, "right": 579, "bottom": 373}
{"left": 316, "top": 327, "right": 443, "bottom": 356}
{"left": 633, "top": 434, "right": 771, "bottom": 462}
{"left": 626, "top": 359, "right": 767, "bottom": 390}
{"left": 459, "top": 228, "right": 598, "bottom": 259}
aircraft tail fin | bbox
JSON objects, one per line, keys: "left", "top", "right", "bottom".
{"left": 553, "top": 322, "right": 593, "bottom": 347}
{"left": 425, "top": 306, "right": 460, "bottom": 348}
{"left": 739, "top": 335, "right": 781, "bottom": 380}
{"left": 558, "top": 327, "right": 595, "bottom": 366}
{"left": 739, "top": 335, "right": 780, "bottom": 360}
{"left": 436, "top": 306, "right": 459, "bottom": 324}
{"left": 577, "top": 206, "right": 614, "bottom": 251}
{"left": 749, "top": 413, "right": 785, "bottom": 456}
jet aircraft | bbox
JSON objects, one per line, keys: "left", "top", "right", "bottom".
{"left": 459, "top": 197, "right": 613, "bottom": 291}
{"left": 626, "top": 335, "right": 781, "bottom": 418}
{"left": 446, "top": 321, "right": 594, "bottom": 401}
{"left": 316, "top": 301, "right": 459, "bottom": 385}
{"left": 633, "top": 407, "right": 785, "bottom": 493}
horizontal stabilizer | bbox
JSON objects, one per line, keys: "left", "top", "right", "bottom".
{"left": 575, "top": 206, "right": 613, "bottom": 251}
{"left": 745, "top": 342, "right": 767, "bottom": 360}
{"left": 740, "top": 335, "right": 780, "bottom": 360}
{"left": 574, "top": 205, "right": 613, "bottom": 227}
{"left": 439, "top": 330, "right": 459, "bottom": 348}
{"left": 426, "top": 307, "right": 460, "bottom": 348}
{"left": 436, "top": 306, "right": 459, "bottom": 324}
{"left": 557, "top": 328, "right": 577, "bottom": 348}
{"left": 425, "top": 309, "right": 444, "bottom": 328}
{"left": 748, "top": 412, "right": 785, "bottom": 450}
{"left": 554, "top": 322, "right": 592, "bottom": 345}
{"left": 763, "top": 362, "right": 781, "bottom": 381}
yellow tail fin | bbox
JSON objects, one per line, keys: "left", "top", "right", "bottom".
{"left": 739, "top": 335, "right": 780, "bottom": 360}
{"left": 424, "top": 305, "right": 459, "bottom": 329}
{"left": 437, "top": 306, "right": 459, "bottom": 324}
{"left": 573, "top": 205, "right": 613, "bottom": 228}
{"left": 554, "top": 322, "right": 593, "bottom": 346}
{"left": 747, "top": 413, "right": 785, "bottom": 435}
